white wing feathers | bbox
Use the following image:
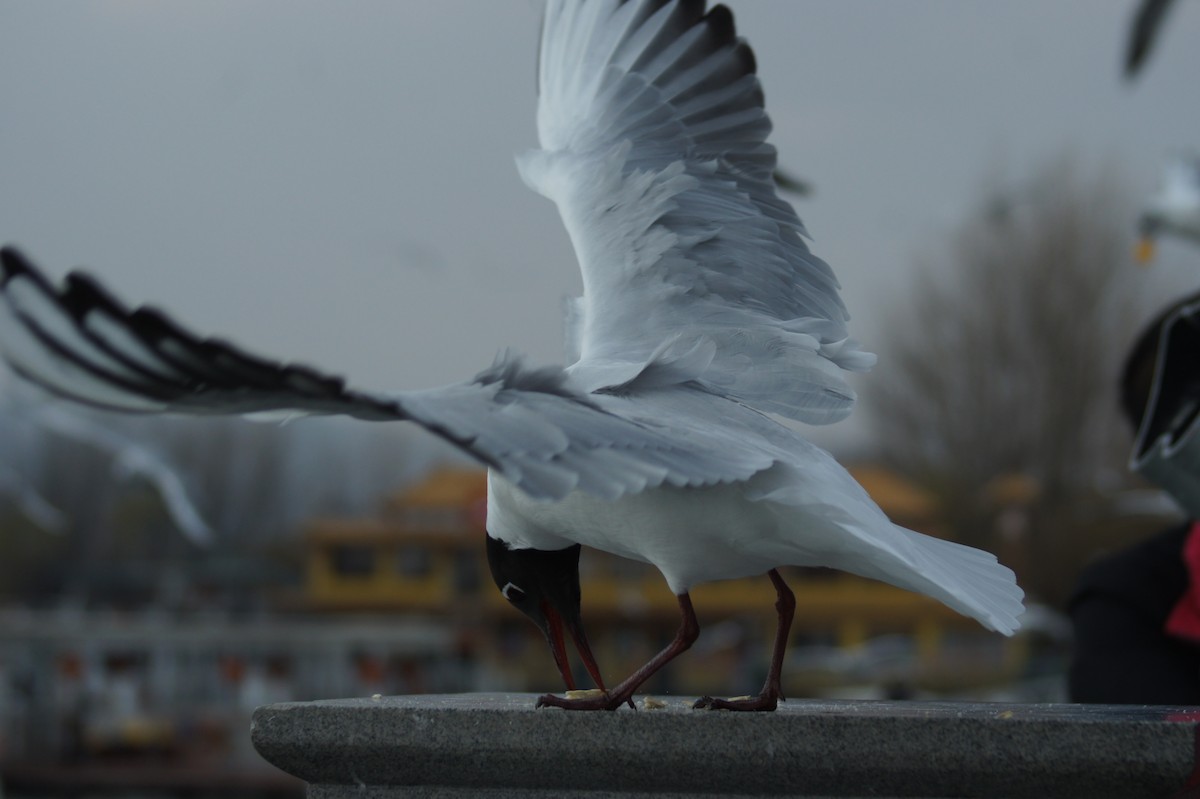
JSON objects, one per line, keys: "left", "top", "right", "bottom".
{"left": 521, "top": 0, "right": 874, "bottom": 425}
{"left": 0, "top": 247, "right": 772, "bottom": 502}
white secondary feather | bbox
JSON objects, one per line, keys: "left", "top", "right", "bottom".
{"left": 0, "top": 0, "right": 1023, "bottom": 637}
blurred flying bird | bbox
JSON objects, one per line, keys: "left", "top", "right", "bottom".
{"left": 0, "top": 461, "right": 65, "bottom": 533}
{"left": 772, "top": 167, "right": 813, "bottom": 197}
{"left": 34, "top": 405, "right": 214, "bottom": 543}
{"left": 0, "top": 394, "right": 212, "bottom": 540}
{"left": 1137, "top": 155, "right": 1200, "bottom": 263}
{"left": 1125, "top": 0, "right": 1178, "bottom": 79}
{"left": 0, "top": 0, "right": 1023, "bottom": 711}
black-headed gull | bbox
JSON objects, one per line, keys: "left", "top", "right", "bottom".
{"left": 0, "top": 0, "right": 1023, "bottom": 711}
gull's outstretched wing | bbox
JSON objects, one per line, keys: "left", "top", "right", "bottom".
{"left": 520, "top": 0, "right": 874, "bottom": 425}
{"left": 0, "top": 247, "right": 773, "bottom": 501}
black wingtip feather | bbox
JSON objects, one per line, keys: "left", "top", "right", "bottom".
{"left": 704, "top": 5, "right": 736, "bottom": 45}
{"left": 703, "top": 6, "right": 756, "bottom": 77}
{"left": 1, "top": 245, "right": 37, "bottom": 284}
{"left": 62, "top": 270, "right": 132, "bottom": 321}
{"left": 679, "top": 0, "right": 705, "bottom": 22}
{"left": 733, "top": 39, "right": 756, "bottom": 76}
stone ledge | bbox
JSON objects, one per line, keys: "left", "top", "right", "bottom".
{"left": 251, "top": 693, "right": 1199, "bottom": 798}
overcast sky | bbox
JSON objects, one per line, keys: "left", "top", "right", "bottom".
{"left": 2, "top": 1, "right": 1200, "bottom": 451}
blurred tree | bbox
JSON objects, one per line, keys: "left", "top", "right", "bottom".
{"left": 864, "top": 158, "right": 1163, "bottom": 606}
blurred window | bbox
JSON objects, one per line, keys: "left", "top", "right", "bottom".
{"left": 331, "top": 545, "right": 375, "bottom": 577}
{"left": 401, "top": 508, "right": 460, "bottom": 530}
{"left": 395, "top": 546, "right": 431, "bottom": 578}
{"left": 453, "top": 551, "right": 480, "bottom": 592}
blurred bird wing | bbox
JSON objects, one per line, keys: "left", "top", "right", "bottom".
{"left": 1146, "top": 156, "right": 1200, "bottom": 242}
{"left": 0, "top": 247, "right": 772, "bottom": 502}
{"left": 1162, "top": 155, "right": 1200, "bottom": 200}
{"left": 1125, "top": 0, "right": 1175, "bottom": 78}
{"left": 0, "top": 460, "right": 67, "bottom": 532}
{"left": 26, "top": 403, "right": 215, "bottom": 542}
{"left": 521, "top": 0, "right": 873, "bottom": 425}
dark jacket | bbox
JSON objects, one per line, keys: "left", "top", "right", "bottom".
{"left": 1068, "top": 522, "right": 1200, "bottom": 704}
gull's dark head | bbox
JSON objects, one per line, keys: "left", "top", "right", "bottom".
{"left": 485, "top": 535, "right": 605, "bottom": 691}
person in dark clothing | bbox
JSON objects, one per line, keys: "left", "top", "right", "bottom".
{"left": 1069, "top": 522, "right": 1200, "bottom": 703}
{"left": 1068, "top": 292, "right": 1200, "bottom": 704}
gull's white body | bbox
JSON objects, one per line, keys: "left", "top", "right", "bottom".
{"left": 487, "top": 382, "right": 1021, "bottom": 634}
{"left": 0, "top": 0, "right": 1024, "bottom": 639}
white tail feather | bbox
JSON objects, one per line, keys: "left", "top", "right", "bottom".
{"left": 884, "top": 530, "right": 1025, "bottom": 636}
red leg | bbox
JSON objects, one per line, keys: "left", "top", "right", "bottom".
{"left": 537, "top": 593, "right": 700, "bottom": 711}
{"left": 695, "top": 568, "right": 794, "bottom": 711}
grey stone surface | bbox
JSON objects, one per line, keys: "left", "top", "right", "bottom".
{"left": 251, "top": 693, "right": 1200, "bottom": 798}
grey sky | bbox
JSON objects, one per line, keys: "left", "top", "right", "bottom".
{"left": 2, "top": 1, "right": 1200, "bottom": 451}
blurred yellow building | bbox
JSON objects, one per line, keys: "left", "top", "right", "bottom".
{"left": 302, "top": 466, "right": 1024, "bottom": 698}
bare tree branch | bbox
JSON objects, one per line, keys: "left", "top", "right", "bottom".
{"left": 864, "top": 157, "right": 1155, "bottom": 603}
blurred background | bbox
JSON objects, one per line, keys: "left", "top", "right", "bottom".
{"left": 3, "top": 0, "right": 1200, "bottom": 795}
